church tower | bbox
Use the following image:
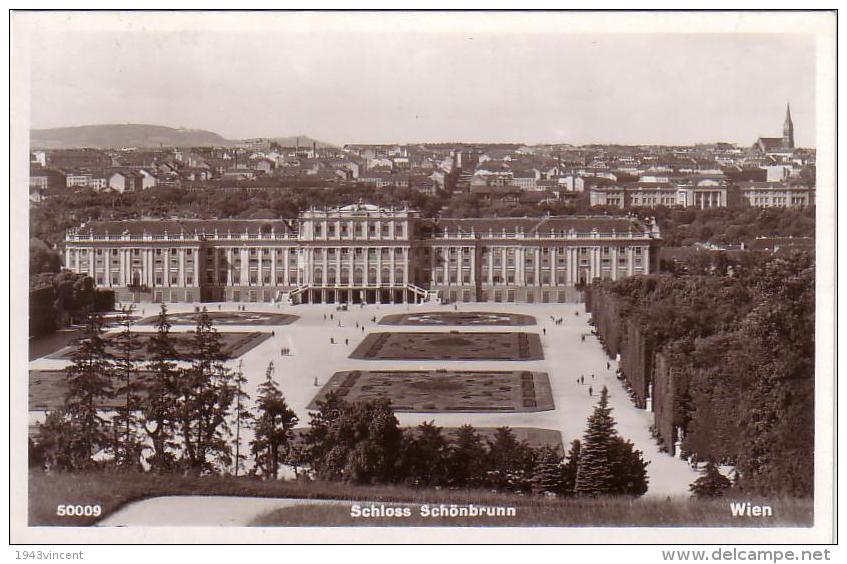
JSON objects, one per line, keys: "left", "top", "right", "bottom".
{"left": 783, "top": 102, "right": 795, "bottom": 150}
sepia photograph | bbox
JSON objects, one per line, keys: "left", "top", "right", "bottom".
{"left": 9, "top": 9, "right": 837, "bottom": 547}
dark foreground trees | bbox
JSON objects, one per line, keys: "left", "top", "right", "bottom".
{"left": 38, "top": 311, "right": 115, "bottom": 470}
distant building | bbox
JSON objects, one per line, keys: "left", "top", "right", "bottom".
{"left": 754, "top": 103, "right": 796, "bottom": 155}
{"left": 736, "top": 181, "right": 814, "bottom": 208}
{"left": 107, "top": 170, "right": 146, "bottom": 192}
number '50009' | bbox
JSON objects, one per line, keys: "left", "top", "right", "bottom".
{"left": 56, "top": 504, "right": 102, "bottom": 517}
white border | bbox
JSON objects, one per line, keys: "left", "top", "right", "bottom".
{"left": 7, "top": 9, "right": 838, "bottom": 546}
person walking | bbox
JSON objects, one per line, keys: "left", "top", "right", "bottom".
{"left": 589, "top": 386, "right": 593, "bottom": 396}
{"left": 542, "top": 328, "right": 546, "bottom": 336}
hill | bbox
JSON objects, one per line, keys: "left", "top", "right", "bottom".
{"left": 30, "top": 124, "right": 336, "bottom": 150}
{"left": 30, "top": 124, "right": 231, "bottom": 149}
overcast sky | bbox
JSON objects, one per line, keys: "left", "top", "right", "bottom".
{"left": 27, "top": 30, "right": 816, "bottom": 146}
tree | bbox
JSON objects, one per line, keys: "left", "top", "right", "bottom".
{"left": 302, "top": 390, "right": 347, "bottom": 476}
{"left": 562, "top": 440, "right": 581, "bottom": 494}
{"left": 110, "top": 305, "right": 144, "bottom": 470}
{"left": 142, "top": 303, "right": 181, "bottom": 472}
{"left": 575, "top": 387, "right": 649, "bottom": 497}
{"left": 607, "top": 436, "right": 650, "bottom": 496}
{"left": 231, "top": 360, "right": 252, "bottom": 477}
{"left": 690, "top": 460, "right": 733, "bottom": 498}
{"left": 445, "top": 424, "right": 489, "bottom": 488}
{"left": 530, "top": 446, "right": 568, "bottom": 495}
{"left": 250, "top": 361, "right": 297, "bottom": 479}
{"left": 176, "top": 307, "right": 235, "bottom": 473}
{"left": 486, "top": 427, "right": 536, "bottom": 492}
{"left": 45, "top": 311, "right": 115, "bottom": 470}
{"left": 30, "top": 238, "right": 61, "bottom": 275}
{"left": 574, "top": 387, "right": 617, "bottom": 496}
{"left": 402, "top": 421, "right": 449, "bottom": 487}
{"left": 308, "top": 398, "right": 403, "bottom": 484}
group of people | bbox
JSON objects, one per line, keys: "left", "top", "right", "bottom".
{"left": 576, "top": 374, "right": 596, "bottom": 396}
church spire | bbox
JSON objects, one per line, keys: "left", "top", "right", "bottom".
{"left": 783, "top": 102, "right": 795, "bottom": 150}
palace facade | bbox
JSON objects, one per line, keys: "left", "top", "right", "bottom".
{"left": 63, "top": 203, "right": 660, "bottom": 304}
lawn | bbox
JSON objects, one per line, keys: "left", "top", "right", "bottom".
{"left": 47, "top": 331, "right": 271, "bottom": 361}
{"left": 350, "top": 332, "right": 544, "bottom": 361}
{"left": 250, "top": 497, "right": 814, "bottom": 527}
{"left": 379, "top": 311, "right": 537, "bottom": 326}
{"left": 308, "top": 370, "right": 554, "bottom": 412}
{"left": 28, "top": 471, "right": 813, "bottom": 528}
{"left": 137, "top": 311, "right": 299, "bottom": 326}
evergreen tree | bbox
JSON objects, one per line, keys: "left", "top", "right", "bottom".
{"left": 574, "top": 387, "right": 617, "bottom": 496}
{"left": 607, "top": 436, "right": 650, "bottom": 495}
{"left": 110, "top": 304, "right": 144, "bottom": 470}
{"left": 250, "top": 361, "right": 297, "bottom": 479}
{"left": 445, "top": 424, "right": 489, "bottom": 488}
{"left": 57, "top": 310, "right": 115, "bottom": 469}
{"left": 142, "top": 303, "right": 180, "bottom": 472}
{"left": 487, "top": 427, "right": 536, "bottom": 492}
{"left": 177, "top": 307, "right": 235, "bottom": 473}
{"left": 575, "top": 387, "right": 650, "bottom": 497}
{"left": 530, "top": 445, "right": 567, "bottom": 495}
{"left": 690, "top": 460, "right": 732, "bottom": 498}
{"left": 231, "top": 359, "right": 252, "bottom": 477}
{"left": 562, "top": 439, "right": 581, "bottom": 494}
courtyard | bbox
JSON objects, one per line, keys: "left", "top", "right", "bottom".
{"left": 27, "top": 300, "right": 699, "bottom": 497}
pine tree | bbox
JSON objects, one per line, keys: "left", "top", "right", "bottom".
{"left": 251, "top": 361, "right": 298, "bottom": 479}
{"left": 110, "top": 304, "right": 144, "bottom": 470}
{"left": 530, "top": 445, "right": 567, "bottom": 495}
{"left": 562, "top": 439, "right": 581, "bottom": 494}
{"left": 142, "top": 303, "right": 180, "bottom": 472}
{"left": 60, "top": 310, "right": 115, "bottom": 469}
{"left": 575, "top": 386, "right": 650, "bottom": 497}
{"left": 487, "top": 426, "right": 535, "bottom": 492}
{"left": 690, "top": 460, "right": 732, "bottom": 498}
{"left": 574, "top": 386, "right": 617, "bottom": 496}
{"left": 178, "top": 307, "right": 234, "bottom": 474}
{"left": 231, "top": 359, "right": 252, "bottom": 477}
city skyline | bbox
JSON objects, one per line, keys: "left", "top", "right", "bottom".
{"left": 27, "top": 29, "right": 816, "bottom": 147}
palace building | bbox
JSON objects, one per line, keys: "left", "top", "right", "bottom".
{"left": 63, "top": 203, "right": 660, "bottom": 304}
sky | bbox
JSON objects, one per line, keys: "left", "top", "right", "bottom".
{"left": 26, "top": 28, "right": 817, "bottom": 147}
